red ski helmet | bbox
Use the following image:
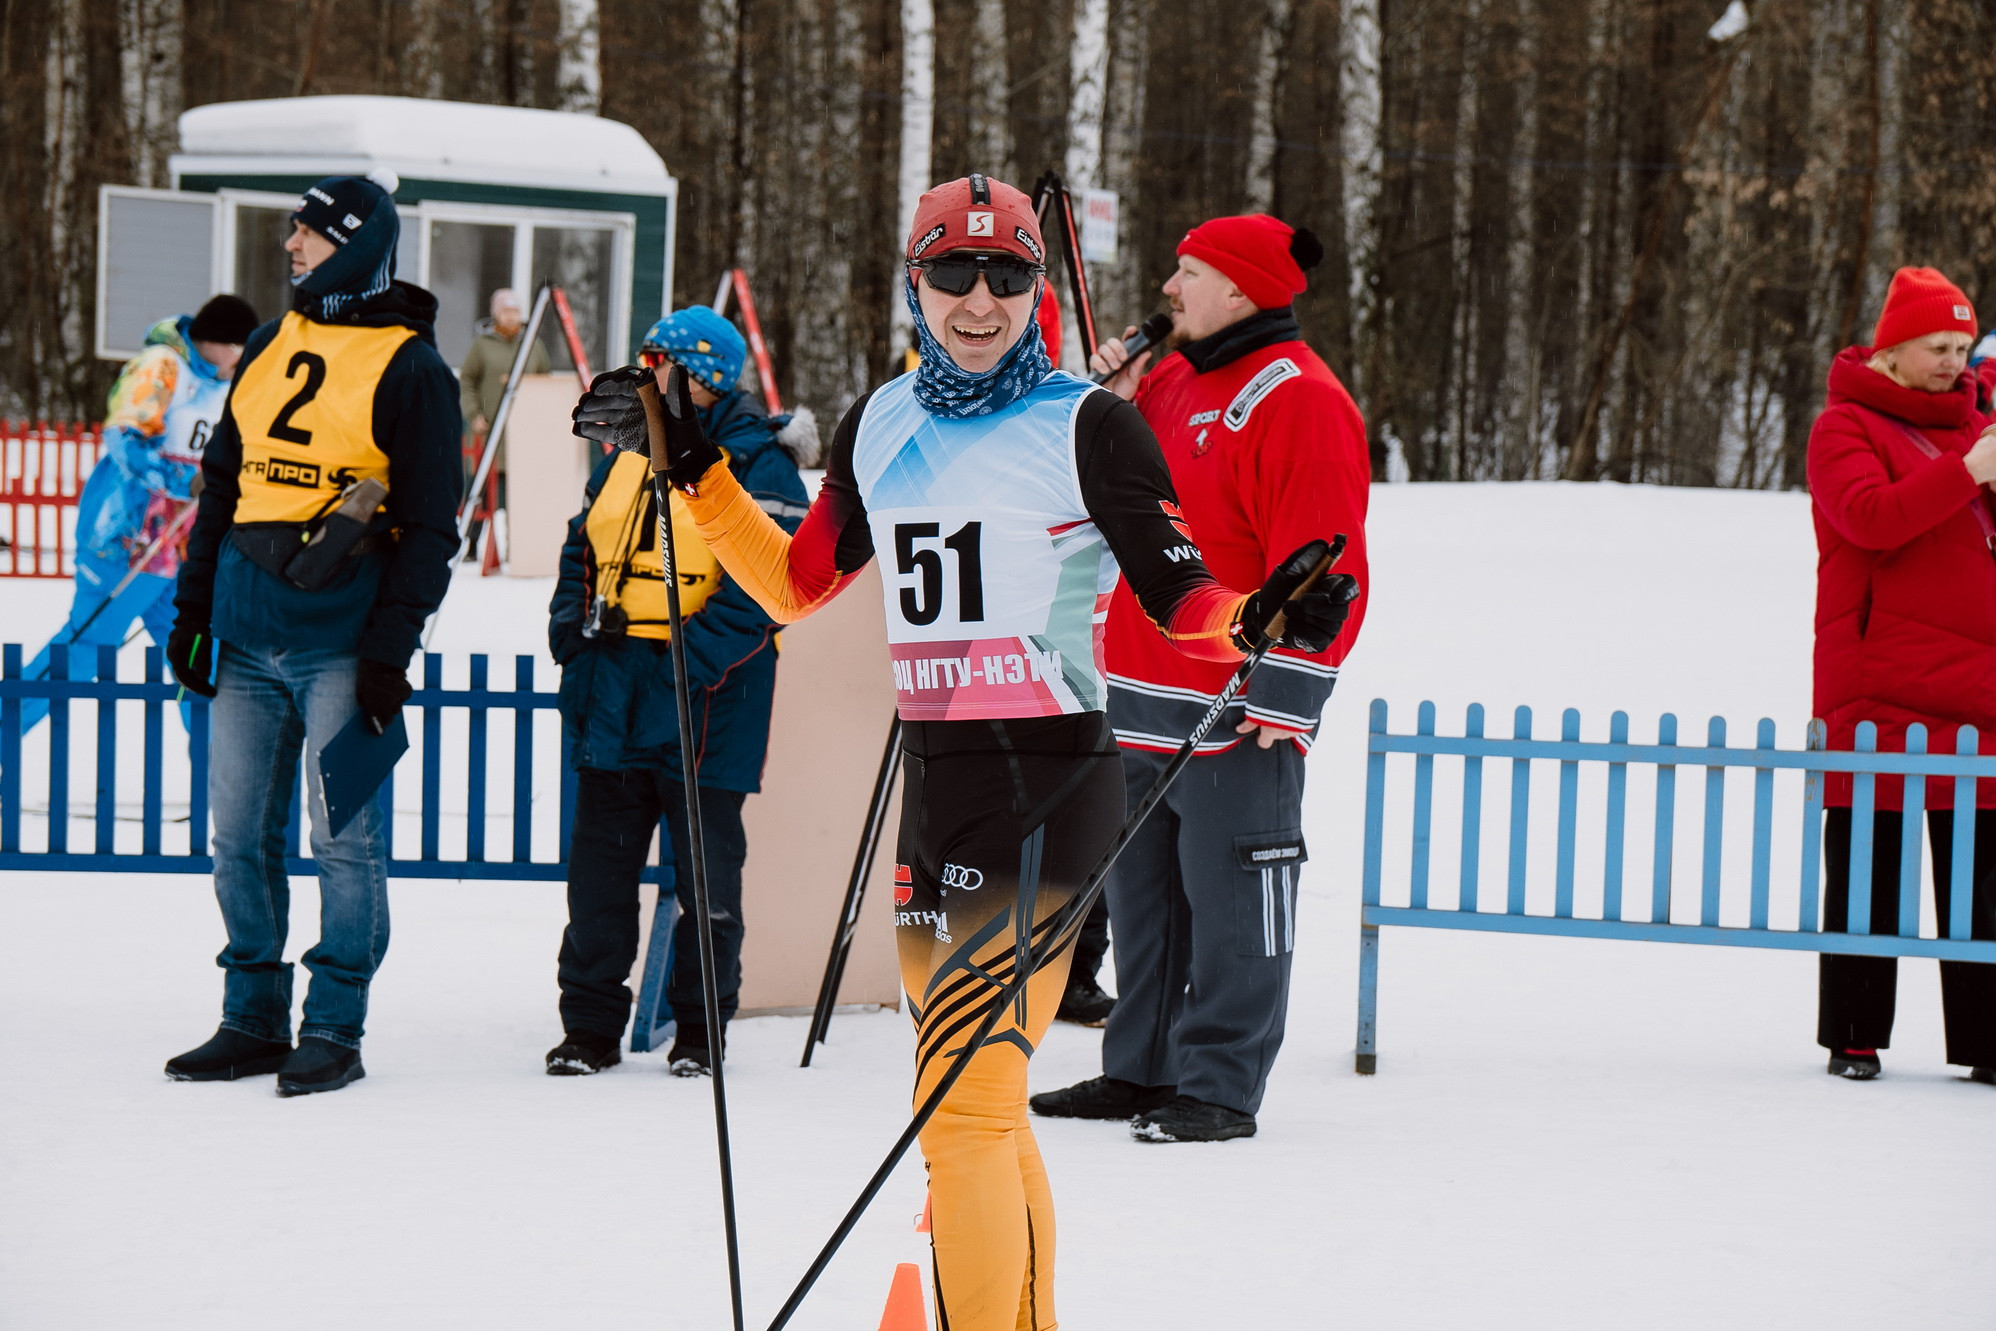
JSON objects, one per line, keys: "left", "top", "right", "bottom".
{"left": 906, "top": 174, "right": 1045, "bottom": 267}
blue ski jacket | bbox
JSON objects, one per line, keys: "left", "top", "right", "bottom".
{"left": 550, "top": 390, "right": 810, "bottom": 792}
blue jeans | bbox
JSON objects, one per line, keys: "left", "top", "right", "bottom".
{"left": 21, "top": 546, "right": 188, "bottom": 734}
{"left": 209, "top": 641, "right": 390, "bottom": 1048}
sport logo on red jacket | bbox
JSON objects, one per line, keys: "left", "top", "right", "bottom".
{"left": 894, "top": 863, "right": 913, "bottom": 906}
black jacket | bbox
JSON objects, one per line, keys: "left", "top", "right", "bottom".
{"left": 175, "top": 281, "right": 463, "bottom": 667}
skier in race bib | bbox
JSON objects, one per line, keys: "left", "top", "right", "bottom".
{"left": 18, "top": 296, "right": 257, "bottom": 736}
{"left": 574, "top": 174, "right": 1357, "bottom": 1330}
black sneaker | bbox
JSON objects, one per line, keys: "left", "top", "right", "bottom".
{"left": 1056, "top": 975, "right": 1116, "bottom": 1027}
{"left": 1969, "top": 1067, "right": 1995, "bottom": 1085}
{"left": 1029, "top": 1076, "right": 1174, "bottom": 1120}
{"left": 1828, "top": 1048, "right": 1881, "bottom": 1080}
{"left": 546, "top": 1030, "right": 623, "bottom": 1076}
{"left": 1132, "top": 1094, "right": 1257, "bottom": 1142}
{"left": 165, "top": 1027, "right": 293, "bottom": 1082}
{"left": 276, "top": 1037, "right": 366, "bottom": 1097}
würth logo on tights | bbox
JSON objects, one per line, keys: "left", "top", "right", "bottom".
{"left": 894, "top": 863, "right": 913, "bottom": 906}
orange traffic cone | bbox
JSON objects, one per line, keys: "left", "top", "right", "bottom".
{"left": 915, "top": 1193, "right": 932, "bottom": 1233}
{"left": 877, "top": 1262, "right": 928, "bottom": 1331}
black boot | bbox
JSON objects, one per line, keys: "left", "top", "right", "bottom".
{"left": 1029, "top": 1075, "right": 1174, "bottom": 1120}
{"left": 668, "top": 1020, "right": 724, "bottom": 1078}
{"left": 1056, "top": 973, "right": 1116, "bottom": 1027}
{"left": 1132, "top": 1094, "right": 1257, "bottom": 1143}
{"left": 546, "top": 1030, "right": 623, "bottom": 1076}
{"left": 1969, "top": 1066, "right": 1995, "bottom": 1085}
{"left": 1828, "top": 1048, "right": 1881, "bottom": 1080}
{"left": 165, "top": 1027, "right": 293, "bottom": 1082}
{"left": 276, "top": 1037, "right": 366, "bottom": 1097}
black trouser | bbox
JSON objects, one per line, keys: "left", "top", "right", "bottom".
{"left": 1068, "top": 896, "right": 1111, "bottom": 987}
{"left": 557, "top": 766, "right": 748, "bottom": 1041}
{"left": 1819, "top": 806, "right": 1996, "bottom": 1067}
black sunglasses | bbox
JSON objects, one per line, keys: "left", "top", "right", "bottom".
{"left": 910, "top": 252, "right": 1045, "bottom": 299}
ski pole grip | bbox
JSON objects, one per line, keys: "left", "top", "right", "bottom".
{"left": 635, "top": 377, "right": 671, "bottom": 476}
{"left": 1263, "top": 533, "right": 1347, "bottom": 644}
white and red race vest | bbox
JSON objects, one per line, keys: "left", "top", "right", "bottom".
{"left": 853, "top": 371, "right": 1120, "bottom": 720}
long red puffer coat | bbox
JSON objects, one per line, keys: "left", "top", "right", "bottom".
{"left": 1809, "top": 346, "right": 1996, "bottom": 808}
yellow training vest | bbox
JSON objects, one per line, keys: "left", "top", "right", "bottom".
{"left": 584, "top": 451, "right": 721, "bottom": 639}
{"left": 231, "top": 312, "right": 410, "bottom": 523}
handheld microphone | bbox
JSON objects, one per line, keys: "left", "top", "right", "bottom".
{"left": 1088, "top": 312, "right": 1174, "bottom": 384}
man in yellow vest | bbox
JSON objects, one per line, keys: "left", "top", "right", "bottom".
{"left": 164, "top": 175, "right": 462, "bottom": 1096}
{"left": 543, "top": 307, "right": 814, "bottom": 1076}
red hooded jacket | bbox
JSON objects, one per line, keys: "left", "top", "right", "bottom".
{"left": 1809, "top": 347, "right": 1996, "bottom": 808}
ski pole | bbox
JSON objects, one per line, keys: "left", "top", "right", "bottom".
{"left": 37, "top": 498, "right": 199, "bottom": 679}
{"left": 801, "top": 714, "right": 902, "bottom": 1067}
{"left": 637, "top": 381, "right": 747, "bottom": 1331}
{"left": 764, "top": 537, "right": 1347, "bottom": 1331}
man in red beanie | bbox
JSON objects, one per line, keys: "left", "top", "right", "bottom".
{"left": 1032, "top": 213, "right": 1372, "bottom": 1142}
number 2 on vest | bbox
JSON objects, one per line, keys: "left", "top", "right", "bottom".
{"left": 895, "top": 521, "right": 983, "bottom": 626}
{"left": 268, "top": 351, "right": 328, "bottom": 445}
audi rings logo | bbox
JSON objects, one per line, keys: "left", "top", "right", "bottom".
{"left": 941, "top": 863, "right": 984, "bottom": 891}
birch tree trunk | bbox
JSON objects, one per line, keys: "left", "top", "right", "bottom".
{"left": 969, "top": 0, "right": 1010, "bottom": 179}
{"left": 1064, "top": 0, "right": 1110, "bottom": 190}
{"left": 404, "top": 0, "right": 444, "bottom": 98}
{"left": 1091, "top": 0, "right": 1149, "bottom": 330}
{"left": 555, "top": 0, "right": 601, "bottom": 114}
{"left": 1243, "top": 0, "right": 1294, "bottom": 214}
{"left": 44, "top": 0, "right": 86, "bottom": 401}
{"left": 890, "top": 0, "right": 935, "bottom": 368}
{"left": 1338, "top": 0, "right": 1382, "bottom": 413}
{"left": 119, "top": 0, "right": 180, "bottom": 188}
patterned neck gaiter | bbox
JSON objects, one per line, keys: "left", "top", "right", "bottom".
{"left": 904, "top": 273, "right": 1054, "bottom": 419}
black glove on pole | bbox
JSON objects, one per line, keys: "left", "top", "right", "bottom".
{"left": 1234, "top": 539, "right": 1359, "bottom": 655}
{"left": 574, "top": 362, "right": 723, "bottom": 488}
{"left": 166, "top": 619, "right": 217, "bottom": 699}
{"left": 637, "top": 366, "right": 746, "bottom": 1331}
{"left": 764, "top": 539, "right": 1351, "bottom": 1331}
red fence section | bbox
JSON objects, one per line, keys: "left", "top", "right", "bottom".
{"left": 1, "top": 423, "right": 104, "bottom": 579}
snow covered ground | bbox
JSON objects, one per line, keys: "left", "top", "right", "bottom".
{"left": 4, "top": 483, "right": 1992, "bottom": 1330}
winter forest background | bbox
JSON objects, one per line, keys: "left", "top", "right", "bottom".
{"left": 5, "top": 0, "right": 1995, "bottom": 486}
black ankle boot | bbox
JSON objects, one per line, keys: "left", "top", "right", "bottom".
{"left": 276, "top": 1037, "right": 366, "bottom": 1097}
{"left": 165, "top": 1027, "right": 293, "bottom": 1082}
{"left": 546, "top": 1030, "right": 623, "bottom": 1075}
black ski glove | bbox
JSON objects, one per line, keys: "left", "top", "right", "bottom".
{"left": 354, "top": 659, "right": 413, "bottom": 736}
{"left": 654, "top": 364, "right": 723, "bottom": 489}
{"left": 572, "top": 364, "right": 722, "bottom": 489}
{"left": 1234, "top": 538, "right": 1360, "bottom": 655}
{"left": 572, "top": 364, "right": 655, "bottom": 457}
{"left": 166, "top": 618, "right": 217, "bottom": 698}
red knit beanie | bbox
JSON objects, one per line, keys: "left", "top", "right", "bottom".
{"left": 1872, "top": 267, "right": 1978, "bottom": 351}
{"left": 1177, "top": 214, "right": 1310, "bottom": 309}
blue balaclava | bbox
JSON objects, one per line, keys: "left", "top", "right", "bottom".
{"left": 903, "top": 271, "right": 1053, "bottom": 418}
{"left": 643, "top": 306, "right": 748, "bottom": 393}
{"left": 290, "top": 175, "right": 399, "bottom": 319}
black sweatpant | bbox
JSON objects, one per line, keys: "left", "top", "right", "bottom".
{"left": 557, "top": 766, "right": 748, "bottom": 1041}
{"left": 1819, "top": 806, "right": 1996, "bottom": 1068}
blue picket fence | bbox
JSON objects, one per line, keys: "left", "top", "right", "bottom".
{"left": 1356, "top": 699, "right": 1996, "bottom": 1073}
{"left": 0, "top": 642, "right": 665, "bottom": 885}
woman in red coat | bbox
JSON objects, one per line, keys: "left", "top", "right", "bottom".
{"left": 1808, "top": 266, "right": 1996, "bottom": 1083}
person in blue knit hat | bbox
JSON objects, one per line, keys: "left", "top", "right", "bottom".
{"left": 542, "top": 306, "right": 817, "bottom": 1076}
